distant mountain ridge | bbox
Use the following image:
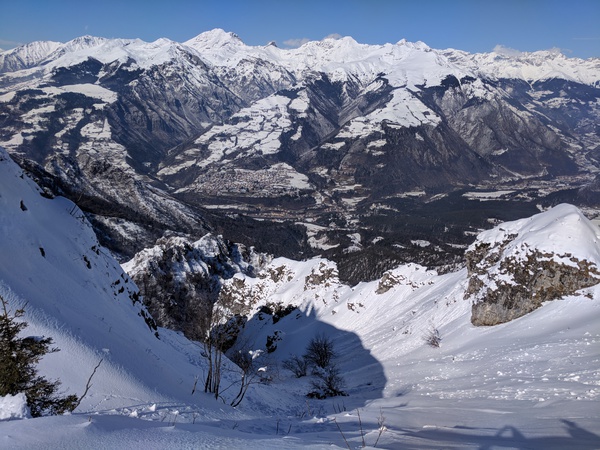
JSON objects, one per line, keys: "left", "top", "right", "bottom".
{"left": 1, "top": 29, "right": 599, "bottom": 280}
{"left": 2, "top": 30, "right": 598, "bottom": 84}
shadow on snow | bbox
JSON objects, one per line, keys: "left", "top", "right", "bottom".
{"left": 231, "top": 304, "right": 387, "bottom": 416}
{"left": 395, "top": 418, "right": 600, "bottom": 450}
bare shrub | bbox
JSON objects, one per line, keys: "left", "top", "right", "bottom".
{"left": 304, "top": 333, "right": 336, "bottom": 369}
{"left": 308, "top": 364, "right": 347, "bottom": 398}
{"left": 282, "top": 355, "right": 308, "bottom": 378}
{"left": 425, "top": 327, "right": 442, "bottom": 348}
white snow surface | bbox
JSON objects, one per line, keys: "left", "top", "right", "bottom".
{"left": 41, "top": 84, "right": 117, "bottom": 104}
{"left": 0, "top": 146, "right": 599, "bottom": 448}
{"left": 0, "top": 394, "right": 30, "bottom": 421}
{"left": 443, "top": 47, "right": 600, "bottom": 86}
{"left": 469, "top": 203, "right": 600, "bottom": 267}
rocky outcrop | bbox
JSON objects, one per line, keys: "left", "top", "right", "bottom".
{"left": 122, "top": 234, "right": 269, "bottom": 340}
{"left": 464, "top": 204, "right": 600, "bottom": 326}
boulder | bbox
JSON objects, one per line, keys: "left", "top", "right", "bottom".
{"left": 464, "top": 204, "right": 600, "bottom": 326}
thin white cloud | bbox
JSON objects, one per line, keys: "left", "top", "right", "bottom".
{"left": 323, "top": 33, "right": 342, "bottom": 40}
{"left": 545, "top": 47, "right": 564, "bottom": 55}
{"left": 283, "top": 37, "right": 311, "bottom": 48}
{"left": 0, "top": 39, "right": 24, "bottom": 49}
{"left": 493, "top": 44, "right": 523, "bottom": 57}
{"left": 493, "top": 44, "right": 564, "bottom": 57}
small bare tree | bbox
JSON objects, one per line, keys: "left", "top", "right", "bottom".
{"left": 201, "top": 294, "right": 247, "bottom": 401}
{"left": 202, "top": 302, "right": 228, "bottom": 399}
{"left": 228, "top": 348, "right": 266, "bottom": 408}
{"left": 304, "top": 334, "right": 336, "bottom": 369}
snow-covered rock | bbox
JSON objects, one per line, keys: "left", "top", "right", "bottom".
{"left": 0, "top": 393, "right": 30, "bottom": 421}
{"left": 465, "top": 204, "right": 600, "bottom": 325}
{"left": 123, "top": 233, "right": 269, "bottom": 339}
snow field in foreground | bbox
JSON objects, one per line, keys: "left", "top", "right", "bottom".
{"left": 0, "top": 146, "right": 599, "bottom": 448}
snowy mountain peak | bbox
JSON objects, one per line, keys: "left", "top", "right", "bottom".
{"left": 2, "top": 28, "right": 597, "bottom": 86}
{"left": 297, "top": 35, "right": 363, "bottom": 54}
{"left": 42, "top": 35, "right": 110, "bottom": 62}
{"left": 184, "top": 28, "right": 244, "bottom": 50}
{"left": 0, "top": 39, "right": 61, "bottom": 58}
{"left": 443, "top": 46, "right": 600, "bottom": 84}
{"left": 0, "top": 40, "right": 62, "bottom": 72}
{"left": 396, "top": 38, "right": 431, "bottom": 51}
{"left": 62, "top": 35, "right": 107, "bottom": 50}
{"left": 150, "top": 37, "right": 174, "bottom": 46}
{"left": 33, "top": 35, "right": 187, "bottom": 71}
{"left": 491, "top": 46, "right": 564, "bottom": 60}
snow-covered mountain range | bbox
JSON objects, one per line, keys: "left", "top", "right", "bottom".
{"left": 1, "top": 30, "right": 599, "bottom": 282}
{"left": 0, "top": 145, "right": 599, "bottom": 447}
{"left": 2, "top": 30, "right": 598, "bottom": 83}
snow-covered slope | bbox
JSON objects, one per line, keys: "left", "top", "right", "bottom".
{"left": 222, "top": 215, "right": 600, "bottom": 406}
{"left": 214, "top": 206, "right": 600, "bottom": 447}
{"left": 0, "top": 35, "right": 184, "bottom": 74}
{"left": 443, "top": 47, "right": 600, "bottom": 86}
{"left": 0, "top": 40, "right": 62, "bottom": 72}
{"left": 0, "top": 146, "right": 216, "bottom": 412}
{"left": 1, "top": 143, "right": 599, "bottom": 447}
{"left": 184, "top": 29, "right": 600, "bottom": 87}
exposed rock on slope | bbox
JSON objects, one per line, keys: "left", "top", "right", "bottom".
{"left": 122, "top": 234, "right": 269, "bottom": 340}
{"left": 465, "top": 204, "right": 600, "bottom": 325}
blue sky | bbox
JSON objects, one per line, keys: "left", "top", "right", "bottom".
{"left": 1, "top": 0, "right": 599, "bottom": 58}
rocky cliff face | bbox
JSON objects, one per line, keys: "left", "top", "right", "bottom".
{"left": 464, "top": 204, "right": 600, "bottom": 326}
{"left": 122, "top": 234, "right": 270, "bottom": 340}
